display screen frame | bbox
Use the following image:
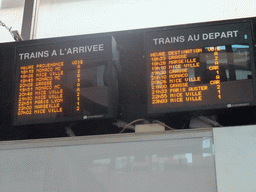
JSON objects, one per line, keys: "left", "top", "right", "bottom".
{"left": 12, "top": 35, "right": 118, "bottom": 126}
{"left": 145, "top": 20, "right": 256, "bottom": 115}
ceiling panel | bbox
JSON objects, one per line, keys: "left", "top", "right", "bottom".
{"left": 1, "top": 0, "right": 91, "bottom": 9}
{"left": 1, "top": 0, "right": 25, "bottom": 9}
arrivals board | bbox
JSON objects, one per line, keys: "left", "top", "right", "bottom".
{"left": 13, "top": 36, "right": 118, "bottom": 125}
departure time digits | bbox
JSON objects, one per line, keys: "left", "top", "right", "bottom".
{"left": 18, "top": 65, "right": 34, "bottom": 115}
{"left": 150, "top": 47, "right": 222, "bottom": 105}
{"left": 17, "top": 62, "right": 64, "bottom": 116}
{"left": 151, "top": 52, "right": 168, "bottom": 104}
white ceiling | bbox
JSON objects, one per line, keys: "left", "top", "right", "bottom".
{"left": 1, "top": 0, "right": 25, "bottom": 9}
{"left": 0, "top": 0, "right": 89, "bottom": 9}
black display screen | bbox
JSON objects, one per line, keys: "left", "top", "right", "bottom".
{"left": 145, "top": 21, "right": 255, "bottom": 114}
{"left": 13, "top": 36, "right": 118, "bottom": 125}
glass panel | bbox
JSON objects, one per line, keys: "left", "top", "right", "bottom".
{"left": 213, "top": 125, "right": 256, "bottom": 192}
{"left": 0, "top": 134, "right": 217, "bottom": 191}
{"left": 0, "top": 0, "right": 25, "bottom": 43}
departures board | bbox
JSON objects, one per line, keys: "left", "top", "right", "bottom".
{"left": 13, "top": 36, "right": 118, "bottom": 125}
{"left": 145, "top": 21, "right": 255, "bottom": 114}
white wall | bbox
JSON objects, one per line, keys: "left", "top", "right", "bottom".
{"left": 1, "top": 0, "right": 256, "bottom": 42}
{"left": 36, "top": 0, "right": 256, "bottom": 39}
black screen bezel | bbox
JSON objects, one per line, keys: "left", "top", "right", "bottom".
{"left": 12, "top": 35, "right": 117, "bottom": 125}
{"left": 145, "top": 20, "right": 256, "bottom": 115}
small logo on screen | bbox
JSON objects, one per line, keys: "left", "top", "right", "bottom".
{"left": 83, "top": 115, "right": 104, "bottom": 119}
{"left": 227, "top": 103, "right": 249, "bottom": 108}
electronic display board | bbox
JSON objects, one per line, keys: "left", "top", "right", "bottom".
{"left": 145, "top": 21, "right": 255, "bottom": 114}
{"left": 13, "top": 35, "right": 118, "bottom": 125}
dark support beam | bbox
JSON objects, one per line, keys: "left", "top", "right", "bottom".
{"left": 21, "top": 0, "right": 40, "bottom": 40}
